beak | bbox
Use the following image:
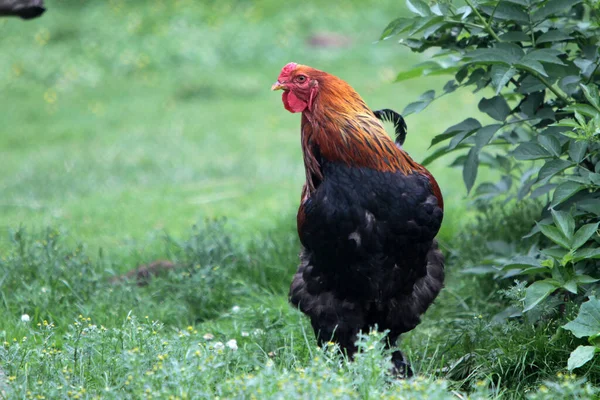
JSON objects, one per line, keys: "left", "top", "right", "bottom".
{"left": 271, "top": 81, "right": 286, "bottom": 91}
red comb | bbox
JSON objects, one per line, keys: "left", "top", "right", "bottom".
{"left": 278, "top": 62, "right": 298, "bottom": 80}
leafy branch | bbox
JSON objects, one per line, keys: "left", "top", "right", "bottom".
{"left": 384, "top": 0, "right": 600, "bottom": 372}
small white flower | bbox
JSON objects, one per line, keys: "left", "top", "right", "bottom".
{"left": 203, "top": 333, "right": 214, "bottom": 341}
{"left": 226, "top": 339, "right": 238, "bottom": 351}
{"left": 213, "top": 342, "right": 224, "bottom": 351}
{"left": 231, "top": 306, "right": 240, "bottom": 313}
{"left": 21, "top": 314, "right": 30, "bottom": 323}
{"left": 252, "top": 328, "right": 264, "bottom": 336}
{"left": 241, "top": 331, "right": 249, "bottom": 337}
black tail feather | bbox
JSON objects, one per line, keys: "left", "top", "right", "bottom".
{"left": 373, "top": 109, "right": 407, "bottom": 147}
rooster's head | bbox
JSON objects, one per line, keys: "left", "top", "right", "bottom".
{"left": 271, "top": 62, "right": 322, "bottom": 113}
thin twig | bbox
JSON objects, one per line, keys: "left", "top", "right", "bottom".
{"left": 464, "top": 0, "right": 503, "bottom": 42}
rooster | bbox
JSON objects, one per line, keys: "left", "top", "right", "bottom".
{"left": 272, "top": 63, "right": 444, "bottom": 375}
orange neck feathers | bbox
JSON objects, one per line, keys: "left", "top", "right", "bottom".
{"left": 300, "top": 75, "right": 425, "bottom": 186}
{"left": 277, "top": 65, "right": 443, "bottom": 210}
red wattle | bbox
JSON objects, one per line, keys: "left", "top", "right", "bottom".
{"left": 282, "top": 91, "right": 307, "bottom": 113}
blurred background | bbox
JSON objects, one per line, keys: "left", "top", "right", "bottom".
{"left": 0, "top": 0, "right": 477, "bottom": 252}
{"left": 4, "top": 3, "right": 599, "bottom": 397}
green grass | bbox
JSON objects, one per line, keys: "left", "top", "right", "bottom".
{"left": 0, "top": 0, "right": 481, "bottom": 252}
{"left": 0, "top": 1, "right": 595, "bottom": 399}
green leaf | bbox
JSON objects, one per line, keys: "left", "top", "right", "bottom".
{"left": 568, "top": 176, "right": 592, "bottom": 185}
{"left": 579, "top": 198, "right": 600, "bottom": 216}
{"left": 580, "top": 83, "right": 600, "bottom": 110}
{"left": 403, "top": 90, "right": 435, "bottom": 116}
{"left": 499, "top": 31, "right": 530, "bottom": 42}
{"left": 502, "top": 256, "right": 542, "bottom": 270}
{"left": 503, "top": 0, "right": 529, "bottom": 5}
{"left": 576, "top": 275, "right": 600, "bottom": 284}
{"left": 408, "top": 15, "right": 445, "bottom": 36}
{"left": 380, "top": 18, "right": 413, "bottom": 40}
{"left": 497, "top": 42, "right": 526, "bottom": 61}
{"left": 478, "top": 96, "right": 510, "bottom": 121}
{"left": 429, "top": 132, "right": 462, "bottom": 147}
{"left": 538, "top": 224, "right": 571, "bottom": 249}
{"left": 490, "top": 65, "right": 517, "bottom": 94}
{"left": 474, "top": 124, "right": 502, "bottom": 149}
{"left": 399, "top": 38, "right": 425, "bottom": 50}
{"left": 523, "top": 280, "right": 558, "bottom": 312}
{"left": 563, "top": 280, "right": 578, "bottom": 294}
{"left": 573, "top": 248, "right": 600, "bottom": 263}
{"left": 421, "top": 145, "right": 469, "bottom": 166}
{"left": 563, "top": 296, "right": 600, "bottom": 338}
{"left": 449, "top": 130, "right": 477, "bottom": 150}
{"left": 517, "top": 75, "right": 546, "bottom": 94}
{"left": 455, "top": 5, "right": 471, "bottom": 19}
{"left": 429, "top": 118, "right": 481, "bottom": 147}
{"left": 535, "top": 107, "right": 556, "bottom": 121}
{"left": 537, "top": 159, "right": 573, "bottom": 183}
{"left": 567, "top": 346, "right": 597, "bottom": 371}
{"left": 462, "top": 266, "right": 500, "bottom": 275}
{"left": 537, "top": 30, "right": 572, "bottom": 44}
{"left": 430, "top": 3, "right": 449, "bottom": 16}
{"left": 443, "top": 118, "right": 482, "bottom": 136}
{"left": 466, "top": 43, "right": 523, "bottom": 65}
{"left": 564, "top": 104, "right": 598, "bottom": 118}
{"left": 533, "top": 0, "right": 583, "bottom": 21}
{"left": 463, "top": 147, "right": 479, "bottom": 194}
{"left": 531, "top": 183, "right": 556, "bottom": 199}
{"left": 395, "top": 62, "right": 441, "bottom": 82}
{"left": 424, "top": 66, "right": 461, "bottom": 77}
{"left": 541, "top": 247, "right": 568, "bottom": 259}
{"left": 551, "top": 209, "right": 575, "bottom": 240}
{"left": 551, "top": 181, "right": 584, "bottom": 207}
{"left": 423, "top": 21, "right": 448, "bottom": 38}
{"left": 572, "top": 223, "right": 600, "bottom": 251}
{"left": 554, "top": 119, "right": 581, "bottom": 129}
{"left": 580, "top": 169, "right": 600, "bottom": 185}
{"left": 518, "top": 175, "right": 536, "bottom": 200}
{"left": 569, "top": 140, "right": 588, "bottom": 163}
{"left": 538, "top": 135, "right": 562, "bottom": 157}
{"left": 406, "top": 0, "right": 431, "bottom": 17}
{"left": 484, "top": 2, "right": 529, "bottom": 22}
{"left": 523, "top": 49, "right": 566, "bottom": 66}
{"left": 559, "top": 75, "right": 582, "bottom": 95}
{"left": 455, "top": 66, "right": 468, "bottom": 83}
{"left": 516, "top": 60, "right": 548, "bottom": 77}
{"left": 575, "top": 58, "right": 594, "bottom": 76}
{"left": 520, "top": 92, "right": 544, "bottom": 118}
{"left": 465, "top": 68, "right": 486, "bottom": 87}
{"left": 512, "top": 143, "right": 551, "bottom": 160}
{"left": 443, "top": 80, "right": 458, "bottom": 94}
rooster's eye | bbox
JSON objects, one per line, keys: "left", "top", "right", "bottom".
{"left": 296, "top": 75, "right": 307, "bottom": 83}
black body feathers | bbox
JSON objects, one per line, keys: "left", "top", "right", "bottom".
{"left": 289, "top": 160, "right": 444, "bottom": 371}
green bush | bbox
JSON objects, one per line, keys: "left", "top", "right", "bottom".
{"left": 384, "top": 0, "right": 600, "bottom": 371}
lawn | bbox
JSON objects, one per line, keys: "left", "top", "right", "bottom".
{"left": 0, "top": 0, "right": 480, "bottom": 251}
{"left": 0, "top": 1, "right": 591, "bottom": 399}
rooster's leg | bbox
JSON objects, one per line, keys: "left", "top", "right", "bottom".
{"left": 387, "top": 333, "right": 413, "bottom": 378}
{"left": 391, "top": 350, "right": 413, "bottom": 378}
{"left": 311, "top": 318, "right": 360, "bottom": 359}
